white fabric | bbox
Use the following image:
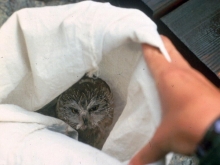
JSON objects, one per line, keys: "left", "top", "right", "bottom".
{"left": 0, "top": 104, "right": 120, "bottom": 165}
{"left": 0, "top": 1, "right": 171, "bottom": 165}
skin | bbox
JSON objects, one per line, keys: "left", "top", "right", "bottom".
{"left": 129, "top": 36, "right": 220, "bottom": 165}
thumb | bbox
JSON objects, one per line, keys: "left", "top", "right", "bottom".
{"left": 129, "top": 123, "right": 170, "bottom": 165}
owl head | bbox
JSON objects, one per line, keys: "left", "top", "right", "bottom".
{"left": 56, "top": 75, "right": 114, "bottom": 132}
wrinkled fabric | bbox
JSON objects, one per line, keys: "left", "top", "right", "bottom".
{"left": 0, "top": 1, "right": 171, "bottom": 165}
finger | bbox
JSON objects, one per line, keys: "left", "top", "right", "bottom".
{"left": 129, "top": 124, "right": 169, "bottom": 165}
{"left": 142, "top": 37, "right": 191, "bottom": 82}
{"left": 142, "top": 44, "right": 172, "bottom": 81}
{"left": 160, "top": 35, "right": 190, "bottom": 68}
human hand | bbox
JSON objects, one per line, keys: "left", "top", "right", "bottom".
{"left": 129, "top": 36, "right": 220, "bottom": 165}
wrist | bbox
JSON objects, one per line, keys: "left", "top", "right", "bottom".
{"left": 174, "top": 101, "right": 220, "bottom": 154}
{"left": 196, "top": 116, "right": 220, "bottom": 164}
{"left": 185, "top": 101, "right": 220, "bottom": 147}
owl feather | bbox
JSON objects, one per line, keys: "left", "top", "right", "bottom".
{"left": 56, "top": 75, "right": 114, "bottom": 149}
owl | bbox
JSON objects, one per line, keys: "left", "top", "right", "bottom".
{"left": 56, "top": 75, "right": 114, "bottom": 148}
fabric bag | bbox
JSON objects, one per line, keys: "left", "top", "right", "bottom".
{"left": 0, "top": 1, "right": 170, "bottom": 164}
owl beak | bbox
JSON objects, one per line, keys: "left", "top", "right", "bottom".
{"left": 76, "top": 120, "right": 87, "bottom": 130}
{"left": 82, "top": 115, "right": 88, "bottom": 125}
{"left": 76, "top": 114, "right": 89, "bottom": 130}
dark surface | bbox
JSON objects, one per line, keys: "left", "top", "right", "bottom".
{"left": 161, "top": 0, "right": 220, "bottom": 80}
{"left": 142, "top": 0, "right": 188, "bottom": 18}
{"left": 143, "top": 0, "right": 174, "bottom": 11}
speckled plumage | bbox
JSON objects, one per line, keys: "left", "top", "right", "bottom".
{"left": 56, "top": 75, "right": 114, "bottom": 148}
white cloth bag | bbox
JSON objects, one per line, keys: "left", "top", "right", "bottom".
{"left": 0, "top": 1, "right": 171, "bottom": 164}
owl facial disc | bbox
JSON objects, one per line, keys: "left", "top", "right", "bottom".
{"left": 56, "top": 75, "right": 114, "bottom": 148}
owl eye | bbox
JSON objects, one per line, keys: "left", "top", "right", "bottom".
{"left": 89, "top": 105, "right": 99, "bottom": 112}
{"left": 72, "top": 108, "right": 79, "bottom": 114}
